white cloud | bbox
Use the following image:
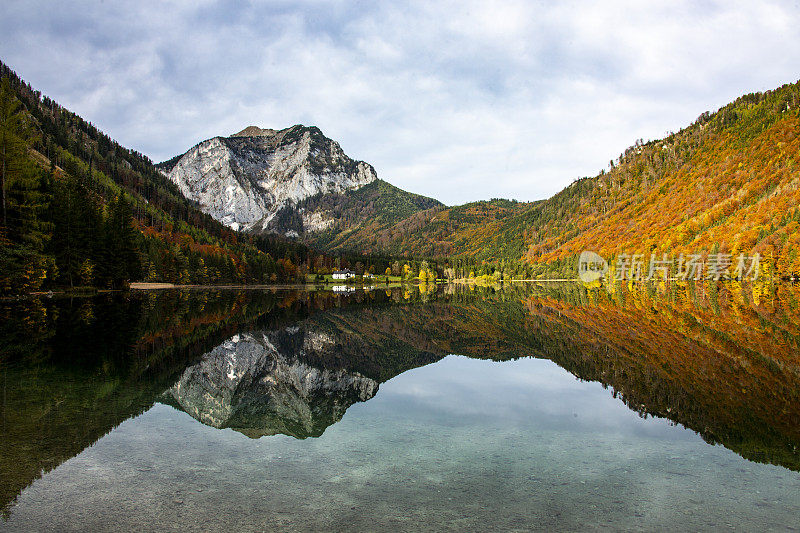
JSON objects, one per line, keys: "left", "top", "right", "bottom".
{"left": 1, "top": 0, "right": 798, "bottom": 205}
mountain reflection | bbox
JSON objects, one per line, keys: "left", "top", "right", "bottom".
{"left": 162, "top": 329, "right": 379, "bottom": 439}
{"left": 2, "top": 281, "right": 800, "bottom": 516}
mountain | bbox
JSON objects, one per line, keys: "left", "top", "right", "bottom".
{"left": 311, "top": 197, "right": 529, "bottom": 258}
{"left": 0, "top": 60, "right": 324, "bottom": 289}
{"left": 5, "top": 54, "right": 799, "bottom": 286}
{"left": 0, "top": 60, "right": 422, "bottom": 293}
{"left": 316, "top": 79, "right": 800, "bottom": 279}
{"left": 159, "top": 125, "right": 442, "bottom": 240}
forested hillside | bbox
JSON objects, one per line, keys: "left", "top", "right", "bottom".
{"left": 518, "top": 81, "right": 800, "bottom": 279}
{"left": 0, "top": 61, "right": 413, "bottom": 293}
{"left": 300, "top": 179, "right": 444, "bottom": 251}
{"left": 321, "top": 80, "right": 800, "bottom": 281}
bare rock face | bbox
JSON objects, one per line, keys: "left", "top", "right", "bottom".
{"left": 160, "top": 125, "right": 377, "bottom": 234}
{"left": 163, "top": 326, "right": 379, "bottom": 439}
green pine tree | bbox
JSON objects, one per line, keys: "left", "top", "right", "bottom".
{"left": 101, "top": 194, "right": 141, "bottom": 288}
{"left": 50, "top": 175, "right": 98, "bottom": 288}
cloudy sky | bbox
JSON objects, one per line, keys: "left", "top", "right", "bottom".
{"left": 1, "top": 1, "right": 798, "bottom": 205}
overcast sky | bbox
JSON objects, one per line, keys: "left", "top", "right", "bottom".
{"left": 1, "top": 1, "right": 799, "bottom": 205}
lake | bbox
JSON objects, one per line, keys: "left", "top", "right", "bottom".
{"left": 1, "top": 282, "right": 799, "bottom": 531}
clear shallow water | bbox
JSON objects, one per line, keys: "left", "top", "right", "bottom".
{"left": 4, "top": 356, "right": 799, "bottom": 532}
{"left": 1, "top": 285, "right": 800, "bottom": 531}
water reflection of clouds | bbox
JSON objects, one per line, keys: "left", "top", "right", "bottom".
{"left": 375, "top": 355, "right": 682, "bottom": 440}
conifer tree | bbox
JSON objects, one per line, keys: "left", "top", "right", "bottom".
{"left": 50, "top": 175, "right": 97, "bottom": 287}
{"left": 101, "top": 194, "right": 141, "bottom": 287}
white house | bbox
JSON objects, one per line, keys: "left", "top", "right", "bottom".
{"left": 332, "top": 269, "right": 355, "bottom": 280}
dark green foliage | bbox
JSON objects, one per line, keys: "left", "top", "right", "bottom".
{"left": 301, "top": 179, "right": 443, "bottom": 251}
{"left": 0, "top": 77, "right": 52, "bottom": 291}
{"left": 49, "top": 171, "right": 97, "bottom": 287}
{"left": 100, "top": 195, "right": 141, "bottom": 287}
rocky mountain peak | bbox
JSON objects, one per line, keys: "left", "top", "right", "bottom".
{"left": 160, "top": 124, "right": 377, "bottom": 233}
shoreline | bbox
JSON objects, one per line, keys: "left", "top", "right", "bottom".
{"left": 129, "top": 282, "right": 410, "bottom": 290}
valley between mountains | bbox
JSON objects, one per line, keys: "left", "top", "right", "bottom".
{"left": 2, "top": 56, "right": 800, "bottom": 291}
{"left": 160, "top": 78, "right": 800, "bottom": 280}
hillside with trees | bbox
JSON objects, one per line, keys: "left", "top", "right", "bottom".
{"left": 3, "top": 55, "right": 798, "bottom": 290}
{"left": 315, "top": 80, "right": 800, "bottom": 281}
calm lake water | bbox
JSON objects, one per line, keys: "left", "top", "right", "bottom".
{"left": 1, "top": 283, "right": 799, "bottom": 531}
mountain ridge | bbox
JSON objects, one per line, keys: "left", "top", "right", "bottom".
{"left": 159, "top": 124, "right": 442, "bottom": 238}
{"left": 158, "top": 75, "right": 800, "bottom": 281}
